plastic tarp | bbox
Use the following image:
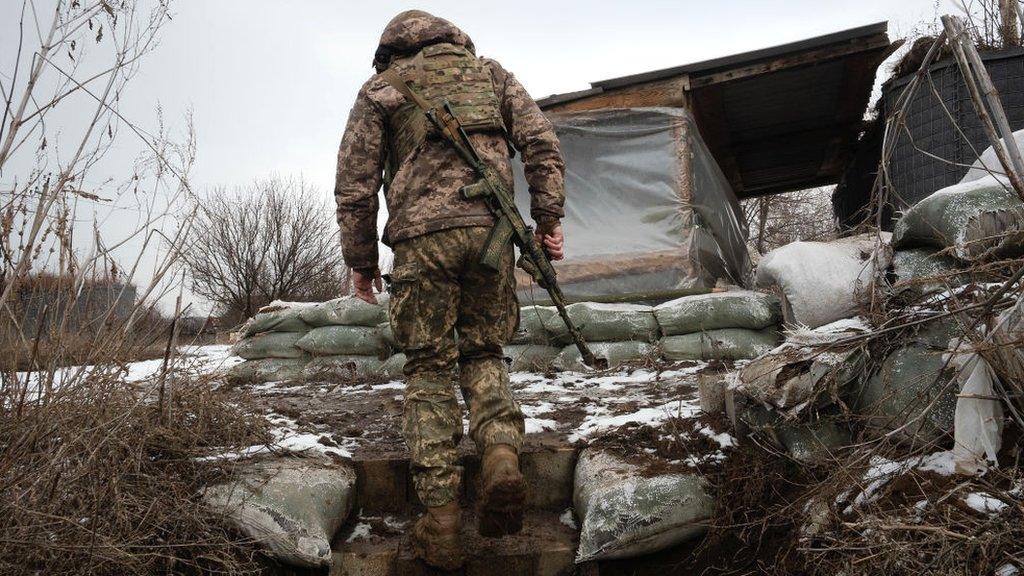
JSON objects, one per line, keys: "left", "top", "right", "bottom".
{"left": 512, "top": 107, "right": 751, "bottom": 302}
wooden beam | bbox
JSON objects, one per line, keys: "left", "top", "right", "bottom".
{"left": 542, "top": 76, "right": 688, "bottom": 113}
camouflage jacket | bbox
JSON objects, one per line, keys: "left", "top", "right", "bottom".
{"left": 334, "top": 10, "right": 565, "bottom": 270}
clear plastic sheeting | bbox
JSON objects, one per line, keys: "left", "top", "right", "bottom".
{"left": 512, "top": 107, "right": 751, "bottom": 302}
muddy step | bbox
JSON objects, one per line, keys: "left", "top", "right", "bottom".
{"left": 352, "top": 446, "right": 578, "bottom": 514}
{"left": 331, "top": 509, "right": 577, "bottom": 576}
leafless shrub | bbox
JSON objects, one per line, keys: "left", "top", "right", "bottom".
{"left": 741, "top": 187, "right": 838, "bottom": 256}
{"left": 180, "top": 177, "right": 348, "bottom": 326}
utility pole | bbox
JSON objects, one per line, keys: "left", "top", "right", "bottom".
{"left": 1000, "top": 0, "right": 1020, "bottom": 46}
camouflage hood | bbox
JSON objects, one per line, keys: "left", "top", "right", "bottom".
{"left": 373, "top": 10, "right": 476, "bottom": 72}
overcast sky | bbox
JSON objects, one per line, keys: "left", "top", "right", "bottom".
{"left": 3, "top": 0, "right": 959, "bottom": 313}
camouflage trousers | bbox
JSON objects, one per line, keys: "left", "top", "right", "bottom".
{"left": 387, "top": 226, "right": 525, "bottom": 507}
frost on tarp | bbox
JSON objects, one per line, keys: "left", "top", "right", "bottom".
{"left": 233, "top": 332, "right": 308, "bottom": 360}
{"left": 654, "top": 290, "right": 781, "bottom": 335}
{"left": 755, "top": 233, "right": 891, "bottom": 329}
{"left": 295, "top": 325, "right": 383, "bottom": 356}
{"left": 203, "top": 457, "right": 355, "bottom": 569}
{"left": 566, "top": 302, "right": 660, "bottom": 343}
{"left": 298, "top": 295, "right": 388, "bottom": 328}
{"left": 573, "top": 448, "right": 715, "bottom": 562}
{"left": 552, "top": 341, "right": 656, "bottom": 372}
{"left": 892, "top": 176, "right": 1024, "bottom": 262}
{"left": 661, "top": 328, "right": 778, "bottom": 362}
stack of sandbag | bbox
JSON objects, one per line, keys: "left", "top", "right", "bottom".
{"left": 755, "top": 233, "right": 892, "bottom": 329}
{"left": 503, "top": 305, "right": 568, "bottom": 372}
{"left": 294, "top": 296, "right": 399, "bottom": 380}
{"left": 229, "top": 302, "right": 316, "bottom": 383}
{"left": 551, "top": 302, "right": 659, "bottom": 371}
{"left": 654, "top": 290, "right": 781, "bottom": 362}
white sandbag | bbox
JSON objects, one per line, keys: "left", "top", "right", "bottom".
{"left": 381, "top": 353, "right": 407, "bottom": 379}
{"left": 513, "top": 305, "right": 570, "bottom": 345}
{"left": 298, "top": 295, "right": 388, "bottom": 328}
{"left": 959, "top": 128, "right": 1024, "bottom": 183}
{"left": 240, "top": 303, "right": 313, "bottom": 337}
{"left": 573, "top": 448, "right": 715, "bottom": 562}
{"left": 503, "top": 344, "right": 561, "bottom": 372}
{"left": 660, "top": 328, "right": 778, "bottom": 362}
{"left": 204, "top": 457, "right": 355, "bottom": 569}
{"left": 654, "top": 291, "right": 781, "bottom": 336}
{"left": 567, "top": 302, "right": 660, "bottom": 343}
{"left": 301, "top": 355, "right": 384, "bottom": 380}
{"left": 227, "top": 358, "right": 309, "bottom": 384}
{"left": 552, "top": 341, "right": 656, "bottom": 372}
{"left": 755, "top": 233, "right": 891, "bottom": 329}
{"left": 233, "top": 332, "right": 308, "bottom": 360}
{"left": 949, "top": 351, "right": 1003, "bottom": 476}
{"left": 295, "top": 325, "right": 382, "bottom": 356}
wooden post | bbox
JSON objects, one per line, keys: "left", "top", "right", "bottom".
{"left": 1000, "top": 0, "right": 1020, "bottom": 46}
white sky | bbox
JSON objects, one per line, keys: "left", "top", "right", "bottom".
{"left": 2, "top": 0, "right": 959, "bottom": 313}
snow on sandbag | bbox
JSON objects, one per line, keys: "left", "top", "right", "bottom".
{"left": 240, "top": 302, "right": 314, "bottom": 337}
{"left": 203, "top": 457, "right": 355, "bottom": 569}
{"left": 755, "top": 233, "right": 891, "bottom": 329}
{"left": 298, "top": 295, "right": 388, "bottom": 328}
{"left": 959, "top": 128, "right": 1024, "bottom": 184}
{"left": 233, "top": 332, "right": 308, "bottom": 360}
{"left": 567, "top": 302, "right": 660, "bottom": 343}
{"left": 552, "top": 341, "right": 656, "bottom": 372}
{"left": 654, "top": 291, "right": 781, "bottom": 336}
{"left": 573, "top": 448, "right": 715, "bottom": 562}
{"left": 660, "top": 328, "right": 779, "bottom": 362}
{"left": 381, "top": 353, "right": 406, "bottom": 378}
{"left": 301, "top": 355, "right": 384, "bottom": 380}
{"left": 295, "top": 325, "right": 382, "bottom": 356}
{"left": 503, "top": 344, "right": 561, "bottom": 372}
{"left": 891, "top": 248, "right": 968, "bottom": 296}
{"left": 227, "top": 358, "right": 309, "bottom": 384}
{"left": 513, "top": 305, "right": 571, "bottom": 346}
{"left": 892, "top": 177, "right": 1024, "bottom": 262}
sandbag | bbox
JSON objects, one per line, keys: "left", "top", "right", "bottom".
{"left": 503, "top": 344, "right": 561, "bottom": 372}
{"left": 733, "top": 400, "right": 850, "bottom": 464}
{"left": 891, "top": 248, "right": 968, "bottom": 296}
{"left": 377, "top": 321, "right": 396, "bottom": 349}
{"left": 298, "top": 296, "right": 387, "bottom": 328}
{"left": 233, "top": 332, "right": 308, "bottom": 360}
{"left": 755, "top": 233, "right": 891, "bottom": 329}
{"left": 552, "top": 341, "right": 656, "bottom": 372}
{"left": 295, "top": 325, "right": 382, "bottom": 356}
{"left": 660, "top": 328, "right": 778, "bottom": 362}
{"left": 226, "top": 358, "right": 309, "bottom": 384}
{"left": 732, "top": 343, "right": 864, "bottom": 413}
{"left": 203, "top": 457, "right": 355, "bottom": 569}
{"left": 959, "top": 128, "right": 1024, "bottom": 183}
{"left": 301, "top": 355, "right": 384, "bottom": 380}
{"left": 381, "top": 353, "right": 407, "bottom": 379}
{"left": 573, "top": 448, "right": 715, "bottom": 562}
{"left": 892, "top": 177, "right": 1024, "bottom": 262}
{"left": 240, "top": 304, "right": 313, "bottom": 337}
{"left": 513, "top": 305, "right": 570, "bottom": 346}
{"left": 567, "top": 302, "right": 660, "bottom": 343}
{"left": 654, "top": 291, "right": 781, "bottom": 336}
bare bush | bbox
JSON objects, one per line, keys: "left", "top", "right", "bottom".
{"left": 180, "top": 177, "right": 347, "bottom": 325}
{"left": 741, "top": 187, "right": 838, "bottom": 255}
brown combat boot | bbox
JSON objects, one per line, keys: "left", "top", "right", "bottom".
{"left": 477, "top": 444, "right": 526, "bottom": 537}
{"left": 410, "top": 502, "right": 464, "bottom": 571}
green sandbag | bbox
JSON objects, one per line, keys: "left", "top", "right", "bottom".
{"left": 203, "top": 458, "right": 355, "bottom": 568}
{"left": 295, "top": 326, "right": 382, "bottom": 356}
{"left": 891, "top": 248, "right": 968, "bottom": 295}
{"left": 298, "top": 296, "right": 388, "bottom": 328}
{"left": 381, "top": 353, "right": 406, "bottom": 379}
{"left": 503, "top": 344, "right": 561, "bottom": 372}
{"left": 660, "top": 328, "right": 779, "bottom": 362}
{"left": 377, "top": 321, "right": 396, "bottom": 349}
{"left": 241, "top": 305, "right": 313, "bottom": 337}
{"left": 654, "top": 291, "right": 781, "bottom": 336}
{"left": 553, "top": 341, "right": 656, "bottom": 372}
{"left": 227, "top": 358, "right": 309, "bottom": 383}
{"left": 513, "top": 305, "right": 571, "bottom": 346}
{"left": 892, "top": 178, "right": 1024, "bottom": 262}
{"left": 233, "top": 332, "right": 308, "bottom": 360}
{"left": 301, "top": 355, "right": 383, "bottom": 380}
{"left": 567, "top": 302, "right": 660, "bottom": 343}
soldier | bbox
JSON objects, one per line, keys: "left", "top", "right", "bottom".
{"left": 334, "top": 10, "right": 565, "bottom": 570}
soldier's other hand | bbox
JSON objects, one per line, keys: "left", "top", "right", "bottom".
{"left": 353, "top": 267, "right": 382, "bottom": 304}
{"left": 536, "top": 223, "right": 565, "bottom": 261}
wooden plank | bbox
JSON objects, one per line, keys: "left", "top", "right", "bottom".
{"left": 542, "top": 76, "right": 688, "bottom": 113}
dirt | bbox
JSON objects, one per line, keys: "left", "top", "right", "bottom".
{"left": 588, "top": 413, "right": 735, "bottom": 477}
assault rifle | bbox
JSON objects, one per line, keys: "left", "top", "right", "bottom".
{"left": 382, "top": 69, "right": 601, "bottom": 369}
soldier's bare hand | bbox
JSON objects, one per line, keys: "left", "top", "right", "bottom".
{"left": 352, "top": 267, "right": 382, "bottom": 304}
{"left": 536, "top": 223, "right": 565, "bottom": 261}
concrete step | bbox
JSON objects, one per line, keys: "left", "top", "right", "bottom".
{"left": 352, "top": 446, "right": 578, "bottom": 514}
{"left": 331, "top": 509, "right": 578, "bottom": 576}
